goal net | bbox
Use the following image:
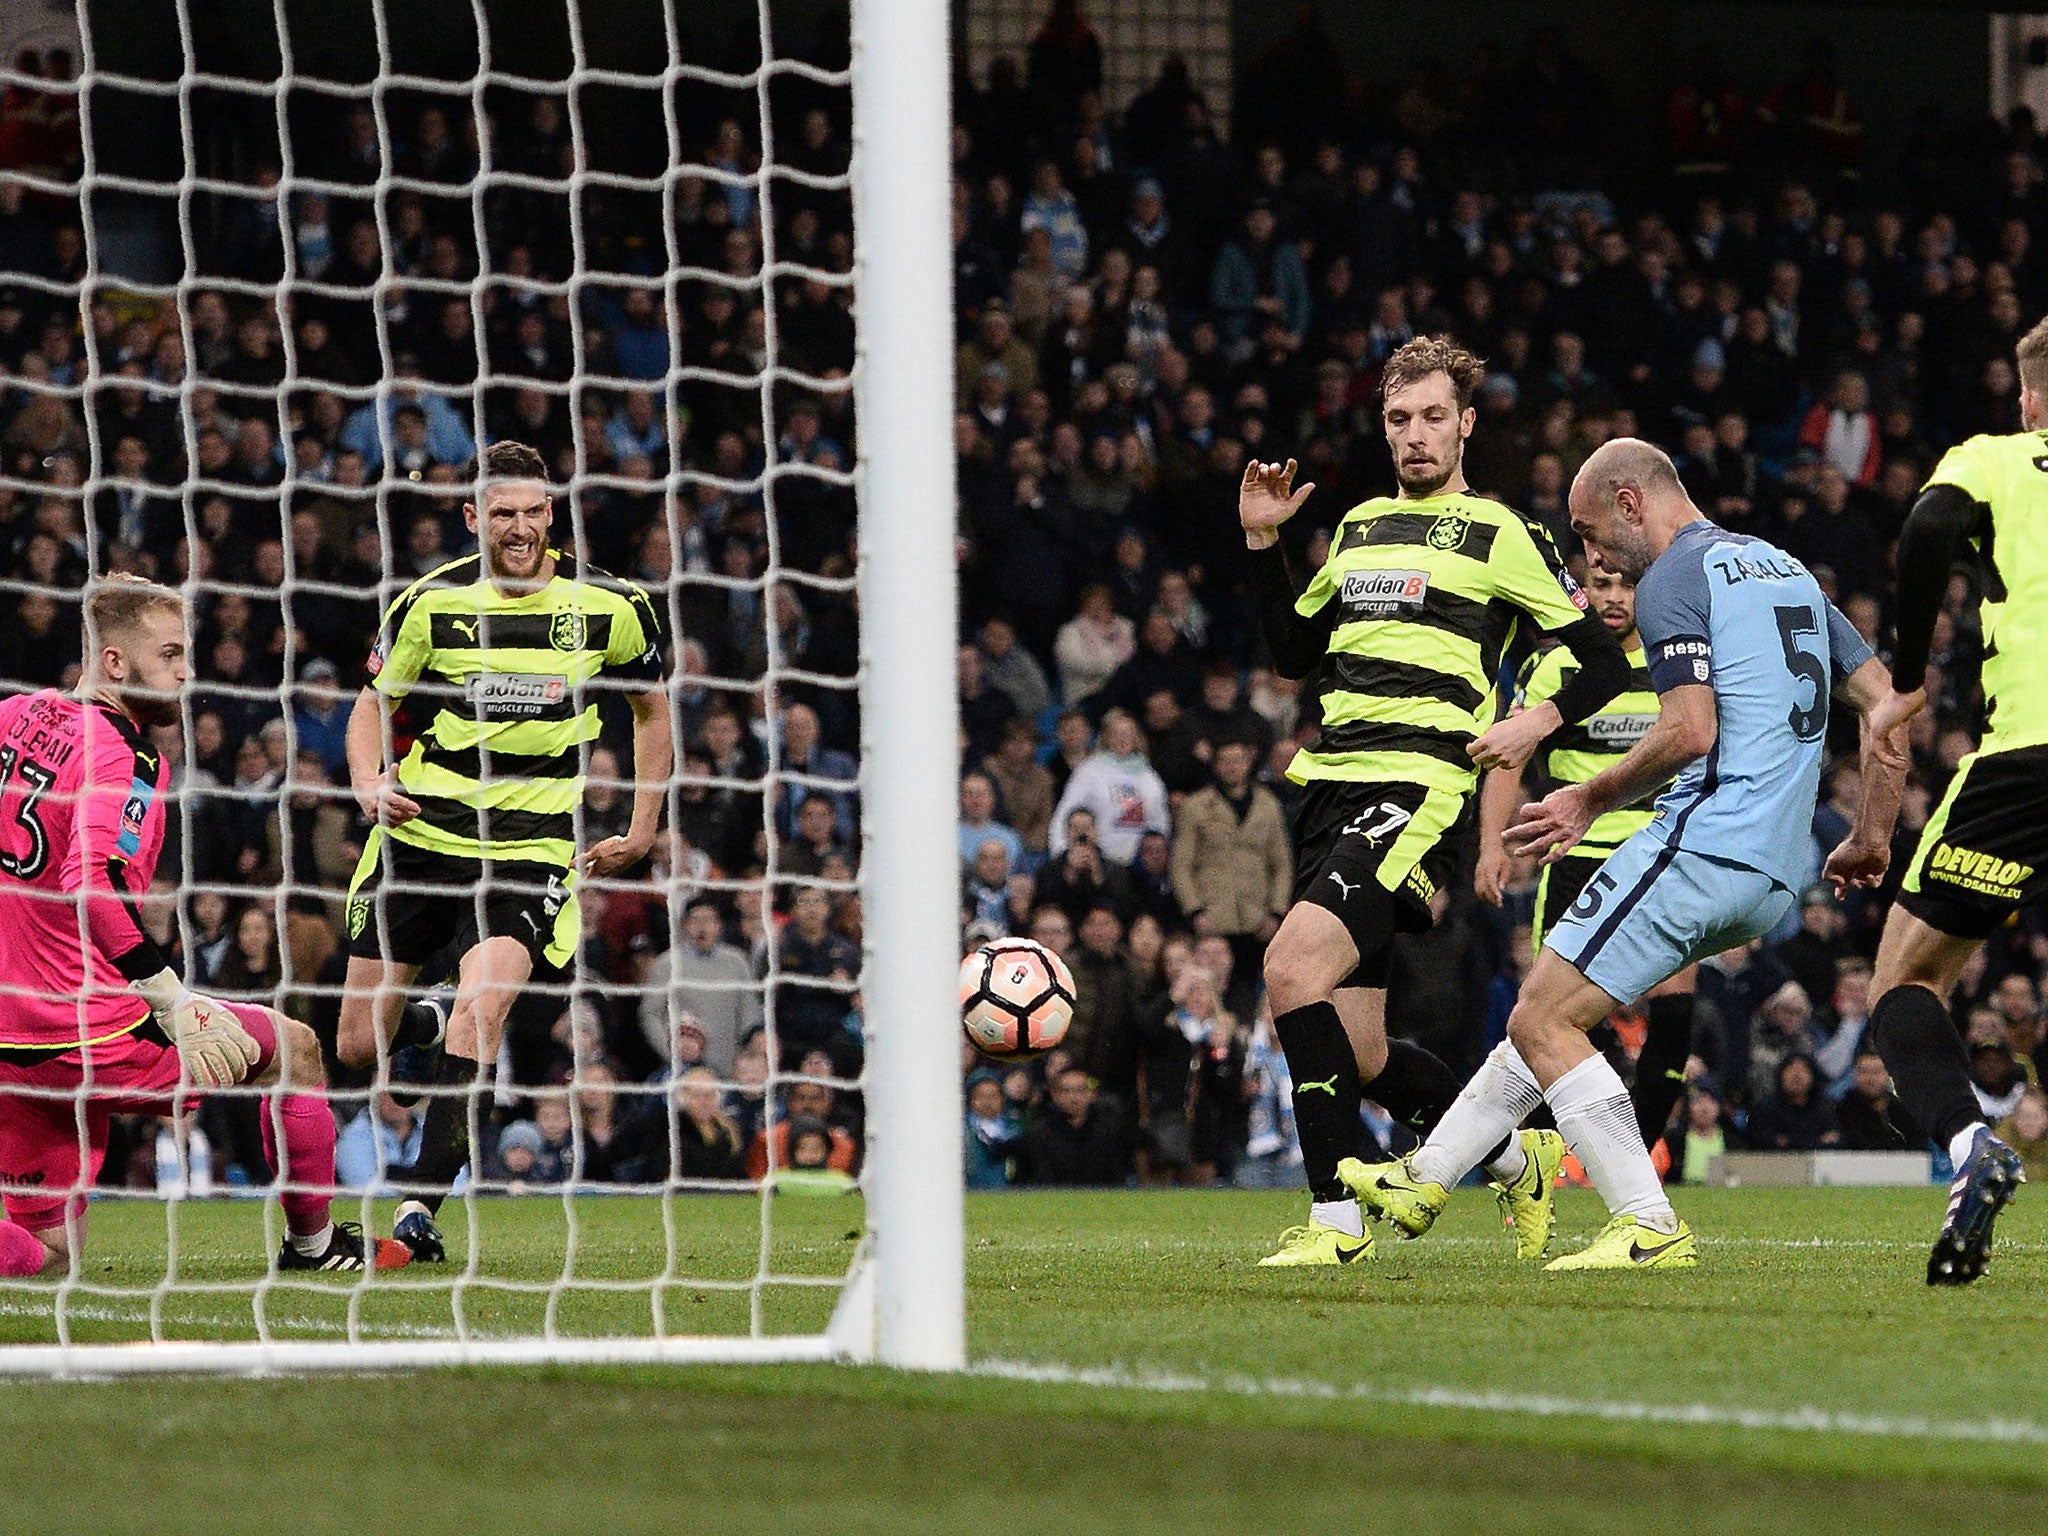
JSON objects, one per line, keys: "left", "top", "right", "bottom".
{"left": 0, "top": 0, "right": 960, "bottom": 1374}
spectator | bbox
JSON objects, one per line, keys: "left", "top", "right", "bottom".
{"left": 1049, "top": 707, "right": 1170, "bottom": 862}
{"left": 1125, "top": 827, "right": 1185, "bottom": 934}
{"left": 964, "top": 840, "right": 1015, "bottom": 933}
{"left": 1046, "top": 707, "right": 1094, "bottom": 800}
{"left": 572, "top": 1063, "right": 628, "bottom": 1183}
{"left": 337, "top": 376, "right": 475, "bottom": 470}
{"left": 1971, "top": 1039, "right": 2028, "bottom": 1124}
{"left": 1054, "top": 582, "right": 1135, "bottom": 705}
{"left": 488, "top": 1116, "right": 561, "bottom": 1189}
{"left": 616, "top": 1065, "right": 748, "bottom": 1184}
{"left": 1835, "top": 1048, "right": 1918, "bottom": 1150}
{"left": 778, "top": 794, "right": 850, "bottom": 889}
{"left": 1746, "top": 1054, "right": 1840, "bottom": 1150}
{"left": 746, "top": 1078, "right": 858, "bottom": 1181}
{"left": 289, "top": 658, "right": 349, "bottom": 779}
{"left": 977, "top": 614, "right": 1054, "bottom": 724}
{"left": 1667, "top": 1085, "right": 1733, "bottom": 1184}
{"left": 775, "top": 701, "right": 857, "bottom": 845}
{"left": 334, "top": 1093, "right": 425, "bottom": 1193}
{"left": 1991, "top": 972, "right": 2043, "bottom": 1083}
{"left": 643, "top": 897, "right": 761, "bottom": 1075}
{"left": 774, "top": 887, "right": 862, "bottom": 1069}
{"left": 1774, "top": 887, "right": 1853, "bottom": 1018}
{"left": 216, "top": 905, "right": 283, "bottom": 1001}
{"left": 1187, "top": 664, "right": 1274, "bottom": 764}
{"left": 964, "top": 1069, "right": 1024, "bottom": 1188}
{"left": 983, "top": 718, "right": 1055, "bottom": 855}
{"left": 1170, "top": 739, "right": 1291, "bottom": 985}
{"left": 581, "top": 745, "right": 634, "bottom": 847}
{"left": 1814, "top": 960, "right": 1873, "bottom": 1087}
{"left": 958, "top": 642, "right": 1021, "bottom": 765}
{"left": 1021, "top": 159, "right": 1089, "bottom": 282}
{"left": 1148, "top": 964, "right": 1245, "bottom": 1186}
{"left": 1996, "top": 1087, "right": 2048, "bottom": 1186}
{"left": 1210, "top": 200, "right": 1309, "bottom": 353}
{"left": 769, "top": 1116, "right": 860, "bottom": 1194}
{"left": 1235, "top": 1009, "right": 1302, "bottom": 1189}
{"left": 1747, "top": 980, "right": 1819, "bottom": 1107}
{"left": 1798, "top": 370, "right": 1881, "bottom": 487}
{"left": 1094, "top": 610, "right": 1204, "bottom": 718}
{"left": 1018, "top": 1064, "right": 1129, "bottom": 1186}
{"left": 1066, "top": 901, "right": 1139, "bottom": 1094}
{"left": 1032, "top": 807, "right": 1134, "bottom": 923}
{"left": 958, "top": 768, "right": 1024, "bottom": 872}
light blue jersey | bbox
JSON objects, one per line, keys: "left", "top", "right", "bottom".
{"left": 1633, "top": 519, "right": 1872, "bottom": 892}
{"left": 1542, "top": 520, "right": 1874, "bottom": 1005}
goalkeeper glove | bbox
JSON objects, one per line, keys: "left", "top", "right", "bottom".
{"left": 130, "top": 968, "right": 261, "bottom": 1090}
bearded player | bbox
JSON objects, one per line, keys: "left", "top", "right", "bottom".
{"left": 0, "top": 575, "right": 407, "bottom": 1275}
{"left": 1475, "top": 563, "right": 1699, "bottom": 1167}
{"left": 1243, "top": 337, "right": 1631, "bottom": 1266}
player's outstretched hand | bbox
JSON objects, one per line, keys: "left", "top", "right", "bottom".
{"left": 1473, "top": 839, "right": 1511, "bottom": 907}
{"left": 355, "top": 767, "right": 420, "bottom": 828}
{"left": 579, "top": 834, "right": 649, "bottom": 878}
{"left": 171, "top": 993, "right": 261, "bottom": 1090}
{"left": 1823, "top": 835, "right": 1890, "bottom": 896}
{"left": 1238, "top": 459, "right": 1314, "bottom": 549}
{"left": 1504, "top": 786, "right": 1592, "bottom": 866}
{"left": 1863, "top": 686, "right": 1925, "bottom": 770}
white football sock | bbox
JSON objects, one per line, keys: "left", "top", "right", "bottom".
{"left": 288, "top": 1221, "right": 335, "bottom": 1258}
{"left": 1949, "top": 1123, "right": 1990, "bottom": 1170}
{"left": 1547, "top": 1053, "right": 1675, "bottom": 1232}
{"left": 1309, "top": 1198, "right": 1364, "bottom": 1238}
{"left": 1410, "top": 1043, "right": 1544, "bottom": 1189}
{"left": 1485, "top": 1134, "right": 1527, "bottom": 1187}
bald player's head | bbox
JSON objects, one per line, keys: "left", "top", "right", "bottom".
{"left": 1567, "top": 437, "right": 1697, "bottom": 581}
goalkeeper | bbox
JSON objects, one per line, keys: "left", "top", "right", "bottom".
{"left": 339, "top": 440, "right": 672, "bottom": 1263}
{"left": 0, "top": 575, "right": 407, "bottom": 1275}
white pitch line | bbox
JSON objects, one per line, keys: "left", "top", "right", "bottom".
{"left": 0, "top": 1298, "right": 468, "bottom": 1341}
{"left": 973, "top": 1358, "right": 2048, "bottom": 1445}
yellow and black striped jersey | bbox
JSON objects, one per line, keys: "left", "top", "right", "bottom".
{"left": 1289, "top": 492, "right": 1590, "bottom": 791}
{"left": 1516, "top": 640, "right": 1662, "bottom": 853}
{"left": 368, "top": 550, "right": 665, "bottom": 869}
{"left": 1922, "top": 432, "right": 2048, "bottom": 754}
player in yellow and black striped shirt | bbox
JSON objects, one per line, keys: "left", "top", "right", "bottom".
{"left": 339, "top": 439, "right": 673, "bottom": 1262}
{"left": 1474, "top": 563, "right": 1695, "bottom": 1152}
{"left": 1241, "top": 337, "right": 1631, "bottom": 1267}
{"left": 1840, "top": 314, "right": 2048, "bottom": 1282}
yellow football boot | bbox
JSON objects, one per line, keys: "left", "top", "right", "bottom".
{"left": 1337, "top": 1155, "right": 1449, "bottom": 1239}
{"left": 1544, "top": 1214, "right": 1698, "bottom": 1272}
{"left": 1256, "top": 1221, "right": 1375, "bottom": 1267}
{"left": 1493, "top": 1129, "right": 1568, "bottom": 1260}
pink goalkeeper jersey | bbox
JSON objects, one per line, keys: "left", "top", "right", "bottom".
{"left": 0, "top": 690, "right": 168, "bottom": 1047}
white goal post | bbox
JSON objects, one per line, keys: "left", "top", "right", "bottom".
{"left": 0, "top": 0, "right": 961, "bottom": 1376}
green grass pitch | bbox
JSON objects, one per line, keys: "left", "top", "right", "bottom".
{"left": 2, "top": 1184, "right": 2045, "bottom": 1534}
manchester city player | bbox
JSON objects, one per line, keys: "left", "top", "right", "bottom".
{"left": 1346, "top": 439, "right": 1912, "bottom": 1269}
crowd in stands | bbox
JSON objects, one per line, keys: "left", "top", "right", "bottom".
{"left": 7, "top": 9, "right": 2048, "bottom": 1197}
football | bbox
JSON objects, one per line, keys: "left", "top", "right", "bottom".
{"left": 958, "top": 938, "right": 1076, "bottom": 1060}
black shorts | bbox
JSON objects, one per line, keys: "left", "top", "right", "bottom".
{"left": 1900, "top": 745, "right": 2048, "bottom": 941}
{"left": 344, "top": 828, "right": 578, "bottom": 970}
{"left": 1289, "top": 778, "right": 1471, "bottom": 990}
{"left": 1531, "top": 851, "right": 1605, "bottom": 954}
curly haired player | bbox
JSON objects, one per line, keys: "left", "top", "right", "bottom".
{"left": 1240, "top": 337, "right": 1632, "bottom": 1266}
